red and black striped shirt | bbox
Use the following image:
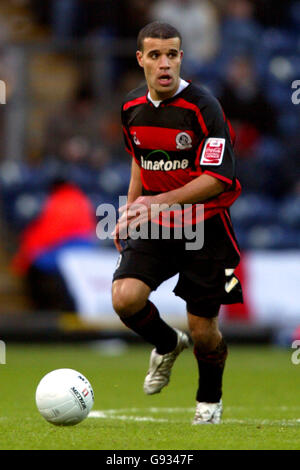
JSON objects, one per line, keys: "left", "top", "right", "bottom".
{"left": 122, "top": 81, "right": 241, "bottom": 225}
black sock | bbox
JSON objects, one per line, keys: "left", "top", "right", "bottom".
{"left": 194, "top": 338, "right": 228, "bottom": 403}
{"left": 120, "top": 300, "right": 178, "bottom": 354}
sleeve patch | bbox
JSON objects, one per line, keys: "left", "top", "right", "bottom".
{"left": 200, "top": 137, "right": 225, "bottom": 166}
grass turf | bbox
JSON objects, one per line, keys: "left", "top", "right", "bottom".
{"left": 0, "top": 342, "right": 299, "bottom": 450}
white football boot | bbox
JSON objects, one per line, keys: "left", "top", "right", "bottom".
{"left": 143, "top": 329, "right": 189, "bottom": 395}
{"left": 192, "top": 400, "right": 223, "bottom": 424}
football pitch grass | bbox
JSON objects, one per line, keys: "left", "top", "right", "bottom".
{"left": 1, "top": 341, "right": 300, "bottom": 450}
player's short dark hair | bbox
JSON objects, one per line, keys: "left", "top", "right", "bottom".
{"left": 137, "top": 21, "right": 182, "bottom": 51}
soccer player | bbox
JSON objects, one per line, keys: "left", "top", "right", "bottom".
{"left": 111, "top": 22, "right": 243, "bottom": 424}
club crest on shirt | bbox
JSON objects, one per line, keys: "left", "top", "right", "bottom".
{"left": 176, "top": 132, "right": 193, "bottom": 150}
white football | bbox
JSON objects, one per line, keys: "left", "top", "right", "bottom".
{"left": 35, "top": 368, "right": 94, "bottom": 426}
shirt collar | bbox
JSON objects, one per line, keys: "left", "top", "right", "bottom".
{"left": 147, "top": 78, "right": 189, "bottom": 108}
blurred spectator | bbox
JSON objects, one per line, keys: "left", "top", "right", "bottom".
{"left": 150, "top": 0, "right": 220, "bottom": 68}
{"left": 112, "top": 0, "right": 151, "bottom": 76}
{"left": 252, "top": 0, "right": 293, "bottom": 28}
{"left": 50, "top": 0, "right": 87, "bottom": 39}
{"left": 117, "top": 0, "right": 151, "bottom": 40}
{"left": 44, "top": 82, "right": 107, "bottom": 164}
{"left": 11, "top": 178, "right": 97, "bottom": 312}
{"left": 0, "top": 16, "right": 10, "bottom": 44}
{"left": 217, "top": 55, "right": 286, "bottom": 198}
{"left": 218, "top": 55, "right": 278, "bottom": 156}
{"left": 29, "top": 0, "right": 118, "bottom": 39}
{"left": 278, "top": 134, "right": 300, "bottom": 195}
{"left": 115, "top": 69, "right": 145, "bottom": 101}
{"left": 219, "top": 0, "right": 262, "bottom": 58}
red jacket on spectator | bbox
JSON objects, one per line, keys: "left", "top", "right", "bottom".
{"left": 12, "top": 183, "right": 96, "bottom": 274}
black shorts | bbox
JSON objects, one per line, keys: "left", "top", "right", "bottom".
{"left": 113, "top": 213, "right": 243, "bottom": 317}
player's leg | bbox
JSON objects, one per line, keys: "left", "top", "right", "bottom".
{"left": 187, "top": 309, "right": 227, "bottom": 424}
{"left": 112, "top": 238, "right": 189, "bottom": 394}
{"left": 112, "top": 277, "right": 178, "bottom": 353}
{"left": 112, "top": 278, "right": 189, "bottom": 394}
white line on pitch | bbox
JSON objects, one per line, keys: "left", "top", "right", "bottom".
{"left": 89, "top": 406, "right": 300, "bottom": 414}
{"left": 88, "top": 408, "right": 300, "bottom": 426}
{"left": 88, "top": 411, "right": 168, "bottom": 422}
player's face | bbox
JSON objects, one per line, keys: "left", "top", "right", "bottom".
{"left": 136, "top": 37, "right": 183, "bottom": 101}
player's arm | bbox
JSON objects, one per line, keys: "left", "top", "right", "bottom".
{"left": 113, "top": 106, "right": 144, "bottom": 251}
{"left": 127, "top": 158, "right": 142, "bottom": 204}
{"left": 150, "top": 173, "right": 225, "bottom": 206}
{"left": 119, "top": 173, "right": 225, "bottom": 229}
{"left": 116, "top": 173, "right": 225, "bottom": 236}
{"left": 113, "top": 159, "right": 142, "bottom": 252}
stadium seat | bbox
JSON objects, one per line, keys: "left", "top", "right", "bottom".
{"left": 264, "top": 79, "right": 293, "bottom": 107}
{"left": 232, "top": 226, "right": 247, "bottom": 251}
{"left": 0, "top": 160, "right": 32, "bottom": 190}
{"left": 245, "top": 224, "right": 300, "bottom": 249}
{"left": 96, "top": 162, "right": 131, "bottom": 195}
{"left": 254, "top": 136, "right": 285, "bottom": 165}
{"left": 277, "top": 111, "right": 300, "bottom": 136}
{"left": 230, "top": 193, "right": 278, "bottom": 229}
{"left": 3, "top": 191, "right": 46, "bottom": 230}
{"left": 288, "top": 2, "right": 300, "bottom": 30}
{"left": 220, "top": 19, "right": 262, "bottom": 57}
{"left": 260, "top": 28, "right": 297, "bottom": 57}
{"left": 278, "top": 195, "right": 300, "bottom": 229}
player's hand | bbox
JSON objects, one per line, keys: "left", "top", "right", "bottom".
{"left": 121, "top": 195, "right": 166, "bottom": 229}
{"left": 111, "top": 200, "right": 144, "bottom": 252}
{"left": 111, "top": 195, "right": 166, "bottom": 251}
{"left": 112, "top": 220, "right": 123, "bottom": 252}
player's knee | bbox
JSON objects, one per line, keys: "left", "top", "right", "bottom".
{"left": 112, "top": 286, "right": 137, "bottom": 317}
{"left": 193, "top": 333, "right": 221, "bottom": 353}
{"left": 188, "top": 316, "right": 222, "bottom": 353}
{"left": 112, "top": 280, "right": 148, "bottom": 318}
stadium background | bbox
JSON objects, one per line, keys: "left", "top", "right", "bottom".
{"left": 0, "top": 0, "right": 299, "bottom": 345}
